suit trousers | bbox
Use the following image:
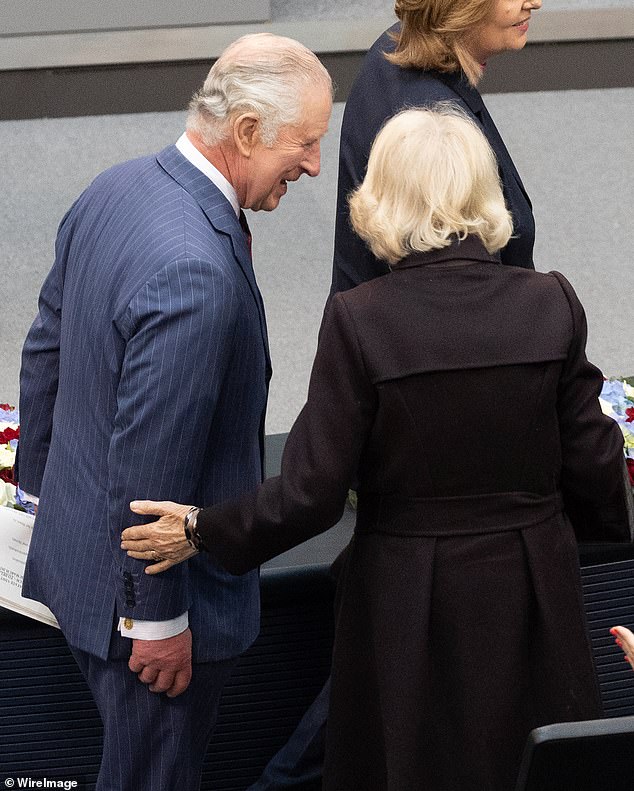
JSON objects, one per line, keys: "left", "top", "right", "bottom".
{"left": 70, "top": 633, "right": 236, "bottom": 791}
{"left": 247, "top": 677, "right": 329, "bottom": 791}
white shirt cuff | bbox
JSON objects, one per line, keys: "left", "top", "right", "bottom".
{"left": 117, "top": 611, "right": 188, "bottom": 640}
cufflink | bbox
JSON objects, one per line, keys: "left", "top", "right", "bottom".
{"left": 123, "top": 618, "right": 134, "bottom": 630}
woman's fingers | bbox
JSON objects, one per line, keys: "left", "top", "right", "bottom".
{"left": 129, "top": 499, "right": 193, "bottom": 520}
{"left": 125, "top": 549, "right": 155, "bottom": 559}
{"left": 610, "top": 626, "right": 634, "bottom": 668}
{"left": 129, "top": 499, "right": 178, "bottom": 516}
{"left": 121, "top": 500, "right": 198, "bottom": 574}
{"left": 121, "top": 524, "right": 155, "bottom": 541}
{"left": 145, "top": 557, "right": 185, "bottom": 575}
{"left": 121, "top": 515, "right": 181, "bottom": 542}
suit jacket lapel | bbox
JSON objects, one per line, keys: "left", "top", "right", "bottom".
{"left": 439, "top": 73, "right": 532, "bottom": 208}
{"left": 156, "top": 145, "right": 271, "bottom": 379}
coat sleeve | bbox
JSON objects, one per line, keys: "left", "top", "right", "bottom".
{"left": 109, "top": 257, "right": 241, "bottom": 620}
{"left": 197, "top": 293, "right": 378, "bottom": 575}
{"left": 553, "top": 271, "right": 632, "bottom": 541}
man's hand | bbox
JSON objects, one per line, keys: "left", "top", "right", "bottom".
{"left": 128, "top": 628, "right": 192, "bottom": 697}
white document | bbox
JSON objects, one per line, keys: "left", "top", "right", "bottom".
{"left": 0, "top": 506, "right": 60, "bottom": 629}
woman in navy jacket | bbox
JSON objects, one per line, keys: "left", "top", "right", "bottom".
{"left": 332, "top": 0, "right": 542, "bottom": 293}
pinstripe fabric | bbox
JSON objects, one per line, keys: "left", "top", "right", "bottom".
{"left": 70, "top": 642, "right": 236, "bottom": 791}
{"left": 17, "top": 144, "right": 270, "bottom": 663}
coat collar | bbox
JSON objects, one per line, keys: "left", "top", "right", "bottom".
{"left": 394, "top": 235, "right": 501, "bottom": 270}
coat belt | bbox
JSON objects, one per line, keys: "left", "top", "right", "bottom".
{"left": 355, "top": 490, "right": 563, "bottom": 537}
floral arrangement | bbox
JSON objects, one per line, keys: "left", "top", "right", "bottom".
{"left": 0, "top": 403, "right": 19, "bottom": 507}
{"left": 0, "top": 404, "right": 34, "bottom": 513}
{"left": 599, "top": 377, "right": 634, "bottom": 487}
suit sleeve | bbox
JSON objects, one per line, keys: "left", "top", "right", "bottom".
{"left": 196, "top": 293, "right": 378, "bottom": 574}
{"left": 553, "top": 271, "right": 632, "bottom": 541}
{"left": 111, "top": 257, "right": 240, "bottom": 620}
{"left": 16, "top": 214, "right": 71, "bottom": 493}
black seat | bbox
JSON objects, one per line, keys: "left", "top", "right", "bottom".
{"left": 515, "top": 715, "right": 634, "bottom": 791}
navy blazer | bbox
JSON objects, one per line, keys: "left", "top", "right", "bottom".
{"left": 17, "top": 145, "right": 270, "bottom": 662}
{"left": 332, "top": 24, "right": 536, "bottom": 293}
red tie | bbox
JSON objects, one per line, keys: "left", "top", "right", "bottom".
{"left": 239, "top": 210, "right": 252, "bottom": 257}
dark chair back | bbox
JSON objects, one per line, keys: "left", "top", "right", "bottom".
{"left": 515, "top": 715, "right": 634, "bottom": 791}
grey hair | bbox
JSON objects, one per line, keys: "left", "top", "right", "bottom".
{"left": 187, "top": 33, "right": 333, "bottom": 147}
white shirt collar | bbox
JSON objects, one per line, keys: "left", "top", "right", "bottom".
{"left": 175, "top": 132, "right": 240, "bottom": 218}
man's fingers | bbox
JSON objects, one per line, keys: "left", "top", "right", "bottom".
{"left": 128, "top": 655, "right": 144, "bottom": 674}
{"left": 137, "top": 666, "right": 159, "bottom": 686}
{"left": 149, "top": 670, "right": 175, "bottom": 694}
{"left": 166, "top": 668, "right": 193, "bottom": 698}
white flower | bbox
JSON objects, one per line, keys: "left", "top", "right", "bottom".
{"left": 0, "top": 480, "right": 16, "bottom": 508}
{"left": 0, "top": 443, "right": 16, "bottom": 470}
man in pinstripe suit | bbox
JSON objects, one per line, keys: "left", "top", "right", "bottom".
{"left": 16, "top": 33, "right": 332, "bottom": 790}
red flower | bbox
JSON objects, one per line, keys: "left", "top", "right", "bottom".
{"left": 626, "top": 407, "right": 634, "bottom": 423}
{"left": 0, "top": 466, "right": 15, "bottom": 485}
{"left": 0, "top": 426, "right": 19, "bottom": 443}
{"left": 0, "top": 404, "right": 15, "bottom": 411}
{"left": 627, "top": 458, "right": 634, "bottom": 487}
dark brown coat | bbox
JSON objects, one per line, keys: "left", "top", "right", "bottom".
{"left": 198, "top": 236, "right": 630, "bottom": 790}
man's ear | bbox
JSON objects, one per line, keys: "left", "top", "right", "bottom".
{"left": 233, "top": 113, "right": 260, "bottom": 158}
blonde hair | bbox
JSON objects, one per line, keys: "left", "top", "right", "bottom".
{"left": 387, "top": 0, "right": 494, "bottom": 86}
{"left": 348, "top": 104, "right": 513, "bottom": 266}
{"left": 187, "top": 33, "right": 333, "bottom": 147}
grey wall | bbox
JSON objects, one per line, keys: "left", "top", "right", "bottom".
{"left": 1, "top": 0, "right": 270, "bottom": 35}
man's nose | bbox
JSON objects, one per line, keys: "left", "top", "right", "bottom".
{"left": 303, "top": 145, "right": 321, "bottom": 178}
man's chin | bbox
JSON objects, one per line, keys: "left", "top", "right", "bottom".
{"left": 257, "top": 195, "right": 283, "bottom": 212}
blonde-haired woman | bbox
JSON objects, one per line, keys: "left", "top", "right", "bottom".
{"left": 333, "top": 0, "right": 542, "bottom": 292}
{"left": 349, "top": 103, "right": 512, "bottom": 263}
{"left": 122, "top": 107, "right": 630, "bottom": 790}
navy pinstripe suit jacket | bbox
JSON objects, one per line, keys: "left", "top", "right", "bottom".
{"left": 17, "top": 145, "right": 270, "bottom": 662}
